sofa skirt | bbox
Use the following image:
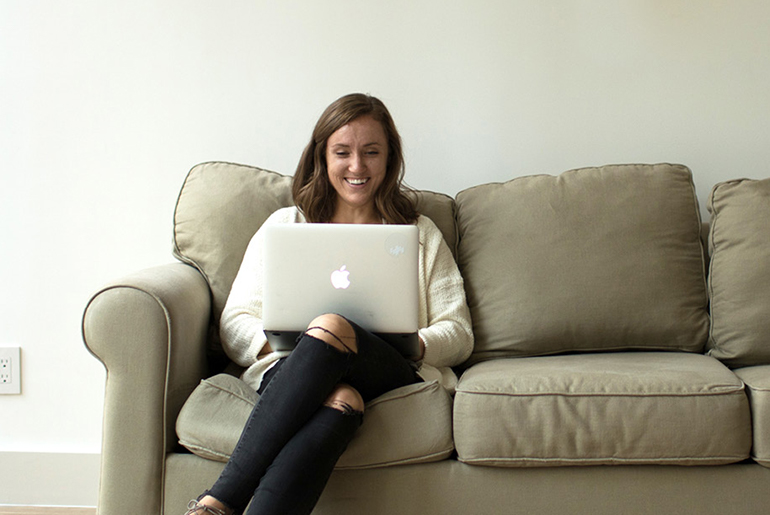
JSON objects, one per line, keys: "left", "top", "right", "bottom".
{"left": 163, "top": 453, "right": 770, "bottom": 515}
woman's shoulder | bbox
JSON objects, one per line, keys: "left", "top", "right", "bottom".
{"left": 415, "top": 213, "right": 440, "bottom": 232}
{"left": 264, "top": 206, "right": 307, "bottom": 225}
{"left": 415, "top": 214, "right": 454, "bottom": 258}
{"left": 415, "top": 214, "right": 444, "bottom": 242}
{"left": 248, "top": 207, "right": 305, "bottom": 248}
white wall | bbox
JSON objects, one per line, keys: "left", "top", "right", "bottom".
{"left": 2, "top": 0, "right": 769, "bottom": 505}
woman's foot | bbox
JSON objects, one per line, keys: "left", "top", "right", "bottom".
{"left": 185, "top": 495, "right": 232, "bottom": 515}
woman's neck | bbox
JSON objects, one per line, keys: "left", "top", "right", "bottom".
{"left": 331, "top": 205, "right": 382, "bottom": 224}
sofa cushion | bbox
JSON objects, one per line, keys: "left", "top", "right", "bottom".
{"left": 455, "top": 164, "right": 709, "bottom": 363}
{"left": 707, "top": 178, "right": 770, "bottom": 367}
{"left": 734, "top": 366, "right": 770, "bottom": 468}
{"left": 173, "top": 162, "right": 294, "bottom": 324}
{"left": 413, "top": 190, "right": 459, "bottom": 259}
{"left": 176, "top": 373, "right": 454, "bottom": 469}
{"left": 453, "top": 353, "right": 751, "bottom": 467}
{"left": 172, "top": 162, "right": 458, "bottom": 327}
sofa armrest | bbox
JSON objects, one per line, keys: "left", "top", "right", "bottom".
{"left": 82, "top": 263, "right": 211, "bottom": 515}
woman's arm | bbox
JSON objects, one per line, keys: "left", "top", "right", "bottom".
{"left": 220, "top": 208, "right": 303, "bottom": 366}
{"left": 219, "top": 226, "right": 270, "bottom": 367}
{"left": 417, "top": 217, "right": 475, "bottom": 368}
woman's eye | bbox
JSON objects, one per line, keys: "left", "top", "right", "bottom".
{"left": 335, "top": 152, "right": 349, "bottom": 157}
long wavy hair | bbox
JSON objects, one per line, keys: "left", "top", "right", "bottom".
{"left": 292, "top": 93, "right": 418, "bottom": 224}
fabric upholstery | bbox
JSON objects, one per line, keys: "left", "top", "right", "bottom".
{"left": 454, "top": 353, "right": 751, "bottom": 466}
{"left": 455, "top": 163, "right": 709, "bottom": 362}
{"left": 734, "top": 366, "right": 770, "bottom": 467}
{"left": 85, "top": 161, "right": 770, "bottom": 515}
{"left": 176, "top": 374, "right": 454, "bottom": 469}
{"left": 173, "top": 162, "right": 294, "bottom": 324}
{"left": 164, "top": 453, "right": 770, "bottom": 515}
{"left": 82, "top": 264, "right": 211, "bottom": 515}
{"left": 707, "top": 178, "right": 770, "bottom": 367}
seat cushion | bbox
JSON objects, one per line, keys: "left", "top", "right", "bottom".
{"left": 455, "top": 164, "right": 709, "bottom": 363}
{"left": 176, "top": 374, "right": 454, "bottom": 469}
{"left": 172, "top": 162, "right": 458, "bottom": 327}
{"left": 707, "top": 178, "right": 770, "bottom": 367}
{"left": 454, "top": 352, "right": 751, "bottom": 467}
{"left": 734, "top": 366, "right": 770, "bottom": 467}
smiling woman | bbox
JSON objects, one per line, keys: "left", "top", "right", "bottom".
{"left": 187, "top": 93, "right": 475, "bottom": 515}
{"left": 292, "top": 93, "right": 418, "bottom": 225}
{"left": 325, "top": 115, "right": 388, "bottom": 224}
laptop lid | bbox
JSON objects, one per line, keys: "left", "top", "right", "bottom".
{"left": 262, "top": 223, "right": 420, "bottom": 356}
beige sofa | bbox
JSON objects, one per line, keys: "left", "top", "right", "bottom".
{"left": 82, "top": 162, "right": 770, "bottom": 514}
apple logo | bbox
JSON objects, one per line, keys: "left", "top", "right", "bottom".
{"left": 330, "top": 265, "right": 351, "bottom": 289}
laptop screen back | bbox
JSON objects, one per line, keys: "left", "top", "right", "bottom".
{"left": 262, "top": 223, "right": 419, "bottom": 355}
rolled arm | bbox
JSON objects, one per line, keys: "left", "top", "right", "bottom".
{"left": 82, "top": 262, "right": 211, "bottom": 515}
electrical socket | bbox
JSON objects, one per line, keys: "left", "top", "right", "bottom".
{"left": 0, "top": 347, "right": 21, "bottom": 395}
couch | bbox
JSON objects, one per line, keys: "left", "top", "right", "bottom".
{"left": 82, "top": 161, "right": 770, "bottom": 514}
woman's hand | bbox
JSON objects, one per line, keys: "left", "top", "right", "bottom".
{"left": 411, "top": 336, "right": 425, "bottom": 361}
{"left": 259, "top": 341, "right": 274, "bottom": 356}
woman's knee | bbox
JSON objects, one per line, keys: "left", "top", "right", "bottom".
{"left": 324, "top": 383, "right": 364, "bottom": 414}
{"left": 305, "top": 314, "right": 358, "bottom": 353}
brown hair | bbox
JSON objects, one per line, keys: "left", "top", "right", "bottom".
{"left": 292, "top": 93, "right": 417, "bottom": 224}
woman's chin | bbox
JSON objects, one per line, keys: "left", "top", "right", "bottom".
{"left": 338, "top": 188, "right": 375, "bottom": 206}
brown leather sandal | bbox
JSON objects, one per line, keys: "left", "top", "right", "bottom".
{"left": 185, "top": 499, "right": 229, "bottom": 515}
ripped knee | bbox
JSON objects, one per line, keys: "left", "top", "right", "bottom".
{"left": 324, "top": 384, "right": 364, "bottom": 415}
{"left": 306, "top": 314, "right": 358, "bottom": 354}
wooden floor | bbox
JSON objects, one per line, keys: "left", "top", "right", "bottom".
{"left": 0, "top": 508, "right": 96, "bottom": 515}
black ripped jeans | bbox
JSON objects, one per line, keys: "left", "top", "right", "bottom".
{"left": 208, "top": 317, "right": 421, "bottom": 515}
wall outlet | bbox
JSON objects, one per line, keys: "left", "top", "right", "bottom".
{"left": 0, "top": 347, "right": 21, "bottom": 395}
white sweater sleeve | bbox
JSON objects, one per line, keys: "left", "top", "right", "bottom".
{"left": 416, "top": 216, "right": 475, "bottom": 368}
{"left": 219, "top": 208, "right": 303, "bottom": 367}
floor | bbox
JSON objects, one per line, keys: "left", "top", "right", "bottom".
{"left": 0, "top": 509, "right": 96, "bottom": 515}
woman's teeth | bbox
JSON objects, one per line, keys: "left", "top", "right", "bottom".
{"left": 346, "top": 178, "right": 369, "bottom": 185}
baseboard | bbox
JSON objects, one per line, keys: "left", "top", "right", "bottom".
{"left": 0, "top": 508, "right": 96, "bottom": 515}
{"left": 0, "top": 452, "right": 99, "bottom": 507}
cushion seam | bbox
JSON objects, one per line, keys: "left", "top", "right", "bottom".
{"left": 707, "top": 180, "right": 727, "bottom": 355}
{"left": 201, "top": 379, "right": 257, "bottom": 406}
{"left": 335, "top": 448, "right": 454, "bottom": 470}
{"left": 455, "top": 389, "right": 745, "bottom": 397}
{"left": 180, "top": 441, "right": 455, "bottom": 468}
{"left": 177, "top": 440, "right": 230, "bottom": 461}
{"left": 458, "top": 455, "right": 748, "bottom": 464}
{"left": 743, "top": 385, "right": 770, "bottom": 392}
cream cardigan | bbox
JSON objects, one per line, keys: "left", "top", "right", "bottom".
{"left": 220, "top": 207, "right": 474, "bottom": 393}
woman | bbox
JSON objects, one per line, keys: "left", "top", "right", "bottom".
{"left": 187, "top": 93, "right": 474, "bottom": 515}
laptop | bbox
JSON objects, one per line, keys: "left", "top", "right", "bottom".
{"left": 262, "top": 223, "right": 420, "bottom": 356}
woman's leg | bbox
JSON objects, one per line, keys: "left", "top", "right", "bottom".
{"left": 190, "top": 384, "right": 363, "bottom": 515}
{"left": 245, "top": 385, "right": 363, "bottom": 515}
{"left": 196, "top": 314, "right": 420, "bottom": 513}
{"left": 242, "top": 320, "right": 421, "bottom": 514}
{"left": 335, "top": 315, "right": 422, "bottom": 402}
{"left": 205, "top": 319, "right": 355, "bottom": 512}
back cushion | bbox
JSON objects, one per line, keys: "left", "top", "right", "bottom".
{"left": 707, "top": 178, "right": 770, "bottom": 367}
{"left": 455, "top": 163, "right": 709, "bottom": 363}
{"left": 172, "top": 162, "right": 458, "bottom": 329}
{"left": 173, "top": 162, "right": 294, "bottom": 323}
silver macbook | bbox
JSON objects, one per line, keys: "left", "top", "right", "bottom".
{"left": 262, "top": 223, "right": 420, "bottom": 356}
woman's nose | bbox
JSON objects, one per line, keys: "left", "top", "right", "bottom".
{"left": 350, "top": 153, "right": 365, "bottom": 172}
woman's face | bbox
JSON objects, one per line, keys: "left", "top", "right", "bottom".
{"left": 325, "top": 115, "right": 388, "bottom": 220}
